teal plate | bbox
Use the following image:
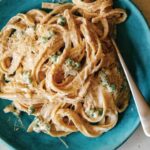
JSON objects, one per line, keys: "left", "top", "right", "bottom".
{"left": 0, "top": 0, "right": 150, "bottom": 150}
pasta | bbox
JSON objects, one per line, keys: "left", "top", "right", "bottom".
{"left": 0, "top": 0, "right": 130, "bottom": 137}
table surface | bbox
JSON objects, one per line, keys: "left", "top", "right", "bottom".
{"left": 0, "top": 0, "right": 150, "bottom": 150}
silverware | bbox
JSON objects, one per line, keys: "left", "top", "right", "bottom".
{"left": 112, "top": 39, "right": 150, "bottom": 137}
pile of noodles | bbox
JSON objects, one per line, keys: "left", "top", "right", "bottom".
{"left": 0, "top": 0, "right": 130, "bottom": 137}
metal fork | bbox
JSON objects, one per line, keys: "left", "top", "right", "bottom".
{"left": 112, "top": 39, "right": 150, "bottom": 137}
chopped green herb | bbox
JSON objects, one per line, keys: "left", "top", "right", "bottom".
{"left": 99, "top": 72, "right": 108, "bottom": 87}
{"left": 98, "top": 108, "right": 103, "bottom": 116}
{"left": 91, "top": 111, "right": 98, "bottom": 118}
{"left": 28, "top": 105, "right": 35, "bottom": 114}
{"left": 99, "top": 70, "right": 116, "bottom": 93}
{"left": 50, "top": 54, "right": 59, "bottom": 63}
{"left": 48, "top": 30, "right": 55, "bottom": 38}
{"left": 65, "top": 58, "right": 81, "bottom": 69}
{"left": 86, "top": 108, "right": 103, "bottom": 118}
{"left": 87, "top": 108, "right": 94, "bottom": 117}
{"left": 110, "top": 84, "right": 116, "bottom": 92}
{"left": 63, "top": 58, "right": 81, "bottom": 77}
{"left": 50, "top": 51, "right": 62, "bottom": 63}
{"left": 41, "top": 30, "right": 55, "bottom": 43}
{"left": 106, "top": 83, "right": 116, "bottom": 93}
{"left": 99, "top": 71, "right": 107, "bottom": 83}
{"left": 74, "top": 62, "right": 81, "bottom": 69}
{"left": 57, "top": 16, "right": 66, "bottom": 26}
{"left": 66, "top": 58, "right": 74, "bottom": 66}
{"left": 22, "top": 71, "right": 32, "bottom": 84}
{"left": 41, "top": 37, "right": 49, "bottom": 43}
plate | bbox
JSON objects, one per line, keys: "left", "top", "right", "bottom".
{"left": 0, "top": 0, "right": 150, "bottom": 150}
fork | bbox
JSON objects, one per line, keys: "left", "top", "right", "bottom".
{"left": 112, "top": 39, "right": 150, "bottom": 137}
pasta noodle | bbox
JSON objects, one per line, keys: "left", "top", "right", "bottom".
{"left": 0, "top": 0, "right": 130, "bottom": 137}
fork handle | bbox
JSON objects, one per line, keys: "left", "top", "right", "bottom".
{"left": 112, "top": 40, "right": 150, "bottom": 137}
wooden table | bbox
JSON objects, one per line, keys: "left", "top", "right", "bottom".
{"left": 134, "top": 0, "right": 150, "bottom": 24}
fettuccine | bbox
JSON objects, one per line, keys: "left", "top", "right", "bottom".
{"left": 0, "top": 0, "right": 130, "bottom": 137}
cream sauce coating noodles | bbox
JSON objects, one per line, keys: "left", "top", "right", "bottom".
{"left": 0, "top": 0, "right": 130, "bottom": 137}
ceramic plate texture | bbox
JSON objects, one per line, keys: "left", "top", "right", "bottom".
{"left": 0, "top": 0, "right": 150, "bottom": 150}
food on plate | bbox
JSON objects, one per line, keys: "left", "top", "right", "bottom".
{"left": 0, "top": 0, "right": 130, "bottom": 137}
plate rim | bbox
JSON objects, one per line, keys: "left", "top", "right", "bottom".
{"left": 0, "top": 0, "right": 149, "bottom": 150}
{"left": 115, "top": 0, "right": 150, "bottom": 149}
